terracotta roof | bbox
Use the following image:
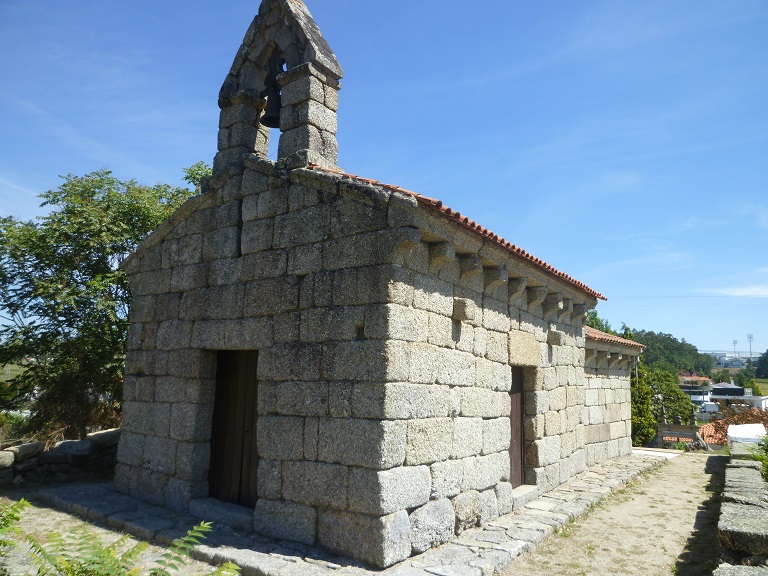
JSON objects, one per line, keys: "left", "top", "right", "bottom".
{"left": 584, "top": 326, "right": 645, "bottom": 349}
{"left": 306, "top": 164, "right": 606, "bottom": 301}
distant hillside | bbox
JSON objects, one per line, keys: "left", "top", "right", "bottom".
{"left": 630, "top": 330, "right": 715, "bottom": 375}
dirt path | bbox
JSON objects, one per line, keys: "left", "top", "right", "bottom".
{"left": 504, "top": 452, "right": 727, "bottom": 576}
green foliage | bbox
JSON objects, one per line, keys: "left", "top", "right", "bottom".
{"left": 630, "top": 363, "right": 657, "bottom": 446}
{"left": 181, "top": 162, "right": 212, "bottom": 194}
{"left": 0, "top": 411, "right": 28, "bottom": 444}
{"left": 0, "top": 498, "right": 30, "bottom": 558}
{"left": 747, "top": 434, "right": 768, "bottom": 481}
{"left": 647, "top": 364, "right": 695, "bottom": 425}
{"left": 757, "top": 350, "right": 768, "bottom": 379}
{"left": 1, "top": 501, "right": 239, "bottom": 576}
{"left": 0, "top": 169, "right": 197, "bottom": 441}
{"left": 586, "top": 310, "right": 617, "bottom": 336}
{"left": 26, "top": 521, "right": 240, "bottom": 576}
{"left": 630, "top": 329, "right": 714, "bottom": 376}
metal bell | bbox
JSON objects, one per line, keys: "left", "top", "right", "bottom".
{"left": 260, "top": 84, "right": 282, "bottom": 129}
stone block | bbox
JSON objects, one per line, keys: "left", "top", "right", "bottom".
{"left": 122, "top": 401, "right": 171, "bottom": 438}
{"left": 549, "top": 387, "right": 567, "bottom": 412}
{"left": 256, "top": 459, "right": 281, "bottom": 500}
{"left": 427, "top": 312, "right": 454, "bottom": 348}
{"left": 460, "top": 388, "right": 510, "bottom": 418}
{"left": 528, "top": 436, "right": 561, "bottom": 468}
{"left": 430, "top": 459, "right": 464, "bottom": 499}
{"left": 436, "top": 349, "right": 476, "bottom": 387}
{"left": 479, "top": 488, "right": 500, "bottom": 524}
{"left": 508, "top": 330, "right": 540, "bottom": 367}
{"left": 322, "top": 339, "right": 409, "bottom": 382}
{"left": 318, "top": 418, "right": 406, "bottom": 469}
{"left": 273, "top": 205, "right": 331, "bottom": 249}
{"left": 257, "top": 416, "right": 305, "bottom": 460}
{"left": 363, "top": 304, "right": 428, "bottom": 342}
{"left": 166, "top": 478, "right": 207, "bottom": 512}
{"left": 348, "top": 465, "right": 431, "bottom": 515}
{"left": 494, "top": 482, "right": 515, "bottom": 515}
{"left": 462, "top": 454, "right": 502, "bottom": 491}
{"left": 223, "top": 317, "right": 273, "bottom": 349}
{"left": 412, "top": 275, "right": 454, "bottom": 316}
{"left": 116, "top": 432, "right": 145, "bottom": 468}
{"left": 318, "top": 509, "right": 411, "bottom": 568}
{"left": 240, "top": 251, "right": 288, "bottom": 282}
{"left": 719, "top": 502, "right": 768, "bottom": 555}
{"left": 408, "top": 343, "right": 441, "bottom": 384}
{"left": 482, "top": 418, "right": 511, "bottom": 455}
{"left": 475, "top": 358, "right": 512, "bottom": 391}
{"left": 243, "top": 277, "right": 299, "bottom": 317}
{"left": 143, "top": 436, "right": 176, "bottom": 475}
{"left": 525, "top": 391, "right": 549, "bottom": 416}
{"left": 258, "top": 343, "right": 321, "bottom": 381}
{"left": 452, "top": 490, "right": 482, "bottom": 534}
{"left": 275, "top": 381, "right": 329, "bottom": 416}
{"left": 282, "top": 461, "right": 348, "bottom": 509}
{"left": 406, "top": 418, "right": 453, "bottom": 465}
{"left": 254, "top": 499, "right": 317, "bottom": 546}
{"left": 175, "top": 442, "right": 210, "bottom": 482}
{"left": 351, "top": 383, "right": 452, "bottom": 420}
{"left": 452, "top": 417, "right": 483, "bottom": 459}
{"left": 409, "top": 499, "right": 455, "bottom": 554}
{"left": 240, "top": 219, "right": 273, "bottom": 255}
{"left": 170, "top": 403, "right": 213, "bottom": 442}
{"left": 0, "top": 451, "right": 15, "bottom": 469}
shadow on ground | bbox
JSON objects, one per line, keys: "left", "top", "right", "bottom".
{"left": 675, "top": 454, "right": 727, "bottom": 576}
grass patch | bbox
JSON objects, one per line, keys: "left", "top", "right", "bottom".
{"left": 0, "top": 364, "right": 23, "bottom": 382}
{"left": 754, "top": 379, "right": 768, "bottom": 396}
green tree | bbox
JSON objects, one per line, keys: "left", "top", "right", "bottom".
{"left": 630, "top": 362, "right": 656, "bottom": 446}
{"left": 586, "top": 310, "right": 617, "bottom": 335}
{"left": 756, "top": 349, "right": 768, "bottom": 379}
{"left": 630, "top": 329, "right": 714, "bottom": 376}
{"left": 647, "top": 365, "right": 694, "bottom": 424}
{"left": 0, "top": 168, "right": 201, "bottom": 441}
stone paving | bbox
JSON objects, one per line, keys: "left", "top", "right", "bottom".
{"left": 32, "top": 451, "right": 666, "bottom": 576}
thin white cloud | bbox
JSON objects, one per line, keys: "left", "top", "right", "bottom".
{"left": 701, "top": 286, "right": 768, "bottom": 298}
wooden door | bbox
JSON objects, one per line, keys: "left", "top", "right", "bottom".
{"left": 509, "top": 367, "right": 525, "bottom": 488}
{"left": 209, "top": 350, "right": 259, "bottom": 507}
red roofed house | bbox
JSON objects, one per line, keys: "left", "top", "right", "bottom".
{"left": 115, "top": 0, "right": 643, "bottom": 567}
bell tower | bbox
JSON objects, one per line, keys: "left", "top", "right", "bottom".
{"left": 214, "top": 0, "right": 343, "bottom": 173}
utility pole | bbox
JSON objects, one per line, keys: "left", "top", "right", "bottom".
{"left": 748, "top": 334, "right": 753, "bottom": 359}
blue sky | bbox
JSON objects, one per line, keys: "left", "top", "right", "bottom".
{"left": 1, "top": 1, "right": 766, "bottom": 354}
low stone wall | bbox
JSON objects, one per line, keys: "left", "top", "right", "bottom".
{"left": 717, "top": 443, "right": 768, "bottom": 571}
{"left": 0, "top": 428, "right": 120, "bottom": 487}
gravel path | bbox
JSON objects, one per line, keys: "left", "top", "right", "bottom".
{"left": 503, "top": 452, "right": 727, "bottom": 576}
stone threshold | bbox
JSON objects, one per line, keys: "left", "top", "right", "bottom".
{"left": 37, "top": 453, "right": 666, "bottom": 576}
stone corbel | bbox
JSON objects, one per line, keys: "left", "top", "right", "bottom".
{"left": 609, "top": 353, "right": 623, "bottom": 369}
{"left": 542, "top": 292, "right": 563, "bottom": 320}
{"left": 429, "top": 242, "right": 456, "bottom": 272}
{"left": 526, "top": 286, "right": 548, "bottom": 309}
{"left": 571, "top": 303, "right": 588, "bottom": 325}
{"left": 558, "top": 298, "right": 573, "bottom": 323}
{"left": 484, "top": 267, "right": 508, "bottom": 294}
{"left": 508, "top": 277, "right": 528, "bottom": 304}
{"left": 452, "top": 297, "right": 477, "bottom": 323}
{"left": 597, "top": 350, "right": 609, "bottom": 369}
{"left": 459, "top": 255, "right": 483, "bottom": 283}
{"left": 585, "top": 348, "right": 598, "bottom": 368}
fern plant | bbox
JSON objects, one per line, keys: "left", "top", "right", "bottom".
{"left": 0, "top": 498, "right": 30, "bottom": 557}
{"left": 1, "top": 498, "right": 239, "bottom": 576}
{"left": 26, "top": 522, "right": 240, "bottom": 576}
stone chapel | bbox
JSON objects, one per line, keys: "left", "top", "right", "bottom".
{"left": 115, "top": 0, "right": 644, "bottom": 567}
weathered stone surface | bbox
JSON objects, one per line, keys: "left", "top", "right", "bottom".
{"left": 406, "top": 418, "right": 453, "bottom": 465}
{"left": 431, "top": 459, "right": 464, "bottom": 499}
{"left": 254, "top": 499, "right": 317, "bottom": 545}
{"left": 719, "top": 502, "right": 768, "bottom": 555}
{"left": 348, "top": 465, "right": 431, "bottom": 515}
{"left": 479, "top": 488, "right": 500, "bottom": 524}
{"left": 318, "top": 418, "right": 405, "bottom": 469}
{"left": 0, "top": 451, "right": 15, "bottom": 469}
{"left": 282, "top": 461, "right": 348, "bottom": 509}
{"left": 318, "top": 510, "right": 411, "bottom": 568}
{"left": 86, "top": 428, "right": 121, "bottom": 447}
{"left": 409, "top": 499, "right": 456, "bottom": 554}
{"left": 452, "top": 490, "right": 482, "bottom": 534}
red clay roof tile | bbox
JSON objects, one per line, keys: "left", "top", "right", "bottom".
{"left": 585, "top": 326, "right": 645, "bottom": 349}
